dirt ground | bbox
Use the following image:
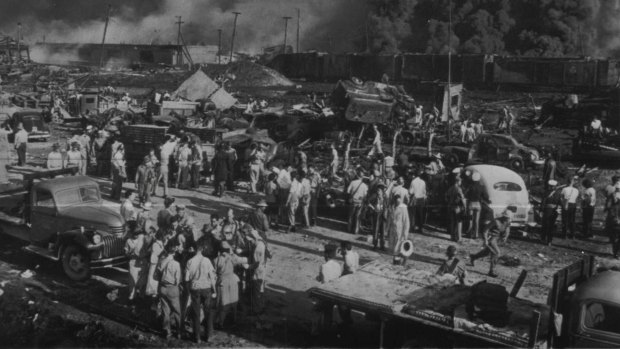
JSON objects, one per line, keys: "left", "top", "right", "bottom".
{"left": 2, "top": 80, "right": 620, "bottom": 347}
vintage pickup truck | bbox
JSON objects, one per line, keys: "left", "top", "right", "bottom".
{"left": 309, "top": 255, "right": 620, "bottom": 348}
{"left": 0, "top": 168, "right": 127, "bottom": 281}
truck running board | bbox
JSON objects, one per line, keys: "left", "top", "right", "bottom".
{"left": 23, "top": 245, "right": 59, "bottom": 261}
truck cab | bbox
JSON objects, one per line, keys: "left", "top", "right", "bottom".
{"left": 0, "top": 169, "right": 126, "bottom": 281}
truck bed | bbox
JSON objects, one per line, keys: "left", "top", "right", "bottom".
{"left": 309, "top": 260, "right": 550, "bottom": 348}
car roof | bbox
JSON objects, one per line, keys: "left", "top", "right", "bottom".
{"left": 465, "top": 164, "right": 526, "bottom": 186}
{"left": 572, "top": 271, "right": 620, "bottom": 305}
{"left": 35, "top": 176, "right": 99, "bottom": 193}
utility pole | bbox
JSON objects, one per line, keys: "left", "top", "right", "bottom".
{"left": 16, "top": 22, "right": 21, "bottom": 61}
{"left": 229, "top": 12, "right": 241, "bottom": 63}
{"left": 217, "top": 29, "right": 222, "bottom": 64}
{"left": 283, "top": 16, "right": 292, "bottom": 53}
{"left": 296, "top": 8, "right": 300, "bottom": 53}
{"left": 175, "top": 16, "right": 184, "bottom": 65}
{"left": 447, "top": 0, "right": 452, "bottom": 143}
{"left": 98, "top": 4, "right": 112, "bottom": 70}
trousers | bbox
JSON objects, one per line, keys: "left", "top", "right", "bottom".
{"left": 16, "top": 143, "right": 26, "bottom": 166}
{"left": 472, "top": 235, "right": 500, "bottom": 273}
{"left": 562, "top": 203, "right": 577, "bottom": 237}
{"left": 159, "top": 284, "right": 181, "bottom": 335}
{"left": 348, "top": 203, "right": 363, "bottom": 235}
{"left": 189, "top": 288, "right": 215, "bottom": 341}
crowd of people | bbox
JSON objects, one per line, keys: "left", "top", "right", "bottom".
{"left": 119, "top": 192, "right": 269, "bottom": 342}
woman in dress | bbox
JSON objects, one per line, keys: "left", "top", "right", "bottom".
{"left": 213, "top": 241, "right": 247, "bottom": 328}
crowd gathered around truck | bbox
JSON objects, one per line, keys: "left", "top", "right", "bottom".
{"left": 0, "top": 75, "right": 619, "bottom": 347}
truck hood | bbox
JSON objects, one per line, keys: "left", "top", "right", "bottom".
{"left": 59, "top": 204, "right": 124, "bottom": 230}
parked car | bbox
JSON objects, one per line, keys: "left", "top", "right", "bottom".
{"left": 9, "top": 109, "right": 50, "bottom": 142}
{"left": 441, "top": 133, "right": 542, "bottom": 171}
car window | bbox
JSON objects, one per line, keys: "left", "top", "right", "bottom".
{"left": 55, "top": 186, "right": 100, "bottom": 207}
{"left": 583, "top": 302, "right": 620, "bottom": 335}
{"left": 493, "top": 182, "right": 522, "bottom": 191}
{"left": 36, "top": 190, "right": 54, "bottom": 208}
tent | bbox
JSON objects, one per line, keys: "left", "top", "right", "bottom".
{"left": 172, "top": 70, "right": 237, "bottom": 110}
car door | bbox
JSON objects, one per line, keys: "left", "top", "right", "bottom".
{"left": 30, "top": 189, "right": 59, "bottom": 244}
{"left": 572, "top": 301, "right": 620, "bottom": 348}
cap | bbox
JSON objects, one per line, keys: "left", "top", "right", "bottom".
{"left": 256, "top": 199, "right": 268, "bottom": 207}
{"left": 472, "top": 172, "right": 481, "bottom": 181}
{"left": 176, "top": 204, "right": 186, "bottom": 210}
{"left": 548, "top": 179, "right": 558, "bottom": 187}
{"left": 142, "top": 201, "right": 153, "bottom": 210}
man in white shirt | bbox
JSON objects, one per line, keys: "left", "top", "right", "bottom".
{"left": 272, "top": 165, "right": 291, "bottom": 225}
{"left": 408, "top": 170, "right": 427, "bottom": 233}
{"left": 299, "top": 171, "right": 312, "bottom": 227}
{"left": 286, "top": 170, "right": 302, "bottom": 233}
{"left": 14, "top": 123, "right": 28, "bottom": 166}
{"left": 154, "top": 135, "right": 177, "bottom": 197}
{"left": 590, "top": 116, "right": 602, "bottom": 137}
{"left": 367, "top": 124, "right": 383, "bottom": 157}
{"left": 389, "top": 176, "right": 409, "bottom": 205}
{"left": 561, "top": 176, "right": 580, "bottom": 239}
{"left": 346, "top": 172, "right": 368, "bottom": 235}
{"left": 46, "top": 143, "right": 64, "bottom": 170}
{"left": 120, "top": 190, "right": 137, "bottom": 234}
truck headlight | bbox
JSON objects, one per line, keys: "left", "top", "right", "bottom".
{"left": 92, "top": 233, "right": 102, "bottom": 245}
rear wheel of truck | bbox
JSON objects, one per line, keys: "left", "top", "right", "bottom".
{"left": 61, "top": 244, "right": 91, "bottom": 281}
{"left": 509, "top": 157, "right": 524, "bottom": 171}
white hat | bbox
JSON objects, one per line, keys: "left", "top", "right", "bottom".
{"left": 472, "top": 172, "right": 481, "bottom": 181}
{"left": 548, "top": 179, "right": 558, "bottom": 186}
{"left": 400, "top": 240, "right": 414, "bottom": 257}
{"left": 86, "top": 125, "right": 93, "bottom": 131}
{"left": 142, "top": 201, "right": 153, "bottom": 210}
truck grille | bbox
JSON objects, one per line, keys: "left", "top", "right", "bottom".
{"left": 101, "top": 235, "right": 125, "bottom": 258}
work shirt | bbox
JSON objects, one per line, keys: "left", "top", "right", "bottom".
{"left": 408, "top": 177, "right": 427, "bottom": 200}
{"left": 252, "top": 239, "right": 267, "bottom": 281}
{"left": 276, "top": 169, "right": 291, "bottom": 190}
{"left": 124, "top": 233, "right": 148, "bottom": 260}
{"left": 185, "top": 253, "right": 216, "bottom": 291}
{"left": 47, "top": 151, "right": 63, "bottom": 169}
{"left": 176, "top": 145, "right": 191, "bottom": 166}
{"left": 249, "top": 209, "right": 270, "bottom": 233}
{"left": 561, "top": 186, "right": 580, "bottom": 206}
{"left": 265, "top": 181, "right": 278, "bottom": 204}
{"left": 160, "top": 141, "right": 177, "bottom": 166}
{"left": 347, "top": 179, "right": 368, "bottom": 205}
{"left": 121, "top": 199, "right": 136, "bottom": 223}
{"left": 157, "top": 254, "right": 181, "bottom": 286}
{"left": 300, "top": 178, "right": 311, "bottom": 201}
{"left": 157, "top": 208, "right": 174, "bottom": 229}
{"left": 14, "top": 130, "right": 28, "bottom": 146}
{"left": 177, "top": 214, "right": 198, "bottom": 241}
{"left": 389, "top": 184, "right": 410, "bottom": 204}
{"left": 319, "top": 259, "right": 342, "bottom": 284}
{"left": 436, "top": 257, "right": 467, "bottom": 284}
{"left": 308, "top": 172, "right": 321, "bottom": 192}
{"left": 466, "top": 183, "right": 487, "bottom": 203}
{"left": 288, "top": 179, "right": 302, "bottom": 204}
{"left": 343, "top": 251, "right": 359, "bottom": 276}
{"left": 583, "top": 187, "right": 596, "bottom": 207}
{"left": 65, "top": 150, "right": 83, "bottom": 168}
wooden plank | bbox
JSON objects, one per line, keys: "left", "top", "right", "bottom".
{"left": 510, "top": 269, "right": 528, "bottom": 298}
{"left": 528, "top": 310, "right": 542, "bottom": 348}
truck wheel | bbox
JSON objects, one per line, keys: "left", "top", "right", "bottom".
{"left": 61, "top": 244, "right": 91, "bottom": 281}
{"left": 510, "top": 158, "right": 524, "bottom": 171}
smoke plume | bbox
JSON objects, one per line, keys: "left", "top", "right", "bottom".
{"left": 0, "top": 0, "right": 369, "bottom": 54}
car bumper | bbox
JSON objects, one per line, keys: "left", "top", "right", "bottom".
{"left": 90, "top": 255, "right": 127, "bottom": 269}
{"left": 28, "top": 133, "right": 50, "bottom": 140}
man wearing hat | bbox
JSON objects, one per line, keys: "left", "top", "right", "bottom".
{"left": 408, "top": 168, "right": 427, "bottom": 234}
{"left": 308, "top": 165, "right": 322, "bottom": 227}
{"left": 46, "top": 143, "right": 64, "bottom": 170}
{"left": 246, "top": 228, "right": 267, "bottom": 315}
{"left": 248, "top": 199, "right": 270, "bottom": 238}
{"left": 346, "top": 170, "right": 369, "bottom": 235}
{"left": 176, "top": 204, "right": 198, "bottom": 243}
{"left": 135, "top": 155, "right": 155, "bottom": 205}
{"left": 65, "top": 142, "right": 85, "bottom": 175}
{"left": 541, "top": 180, "right": 561, "bottom": 245}
{"left": 14, "top": 122, "right": 28, "bottom": 166}
{"left": 156, "top": 239, "right": 182, "bottom": 339}
{"left": 124, "top": 220, "right": 149, "bottom": 302}
{"left": 436, "top": 245, "right": 467, "bottom": 285}
{"left": 465, "top": 172, "right": 488, "bottom": 239}
{"left": 184, "top": 240, "right": 217, "bottom": 343}
{"left": 469, "top": 208, "right": 513, "bottom": 277}
{"left": 560, "top": 176, "right": 580, "bottom": 239}
{"left": 368, "top": 180, "right": 387, "bottom": 250}
{"left": 136, "top": 201, "right": 153, "bottom": 234}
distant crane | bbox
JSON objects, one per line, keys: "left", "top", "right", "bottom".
{"left": 98, "top": 4, "right": 112, "bottom": 71}
{"left": 229, "top": 12, "right": 241, "bottom": 63}
{"left": 283, "top": 16, "right": 292, "bottom": 53}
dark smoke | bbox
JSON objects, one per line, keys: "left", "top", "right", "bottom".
{"left": 0, "top": 0, "right": 369, "bottom": 54}
{"left": 366, "top": 0, "right": 620, "bottom": 57}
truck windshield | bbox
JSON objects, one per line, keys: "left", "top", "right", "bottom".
{"left": 54, "top": 186, "right": 100, "bottom": 206}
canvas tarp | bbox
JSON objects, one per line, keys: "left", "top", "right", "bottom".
{"left": 172, "top": 70, "right": 237, "bottom": 110}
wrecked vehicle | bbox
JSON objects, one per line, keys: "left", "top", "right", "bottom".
{"left": 572, "top": 132, "right": 620, "bottom": 165}
{"left": 441, "top": 133, "right": 542, "bottom": 171}
{"left": 0, "top": 168, "right": 127, "bottom": 281}
{"left": 540, "top": 90, "right": 620, "bottom": 130}
{"left": 10, "top": 109, "right": 51, "bottom": 142}
{"left": 310, "top": 255, "right": 620, "bottom": 348}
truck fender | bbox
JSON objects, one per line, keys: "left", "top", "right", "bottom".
{"left": 57, "top": 230, "right": 91, "bottom": 254}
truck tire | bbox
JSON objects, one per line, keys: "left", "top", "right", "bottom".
{"left": 61, "top": 244, "right": 91, "bottom": 281}
{"left": 509, "top": 157, "right": 524, "bottom": 171}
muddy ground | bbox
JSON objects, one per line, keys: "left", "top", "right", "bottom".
{"left": 2, "top": 78, "right": 620, "bottom": 347}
